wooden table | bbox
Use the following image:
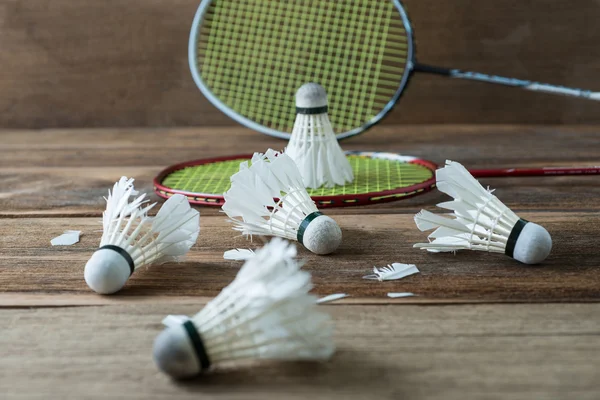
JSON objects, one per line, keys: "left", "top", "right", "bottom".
{"left": 1, "top": 125, "right": 599, "bottom": 399}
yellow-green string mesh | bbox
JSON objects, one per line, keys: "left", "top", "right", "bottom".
{"left": 196, "top": 0, "right": 409, "bottom": 134}
{"left": 161, "top": 156, "right": 433, "bottom": 196}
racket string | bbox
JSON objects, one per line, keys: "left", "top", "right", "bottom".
{"left": 195, "top": 0, "right": 410, "bottom": 133}
{"left": 160, "top": 155, "right": 434, "bottom": 199}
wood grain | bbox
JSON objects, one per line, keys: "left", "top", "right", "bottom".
{"left": 1, "top": 126, "right": 599, "bottom": 214}
{"left": 1, "top": 126, "right": 599, "bottom": 397}
{"left": 1, "top": 304, "right": 599, "bottom": 400}
{"left": 1, "top": 0, "right": 600, "bottom": 128}
{"left": 1, "top": 212, "right": 598, "bottom": 301}
{"left": 0, "top": 294, "right": 571, "bottom": 308}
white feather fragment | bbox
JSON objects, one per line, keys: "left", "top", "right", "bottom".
{"left": 162, "top": 314, "right": 191, "bottom": 327}
{"left": 387, "top": 292, "right": 416, "bottom": 298}
{"left": 363, "top": 263, "right": 419, "bottom": 281}
{"left": 223, "top": 248, "right": 255, "bottom": 261}
{"left": 50, "top": 230, "right": 81, "bottom": 246}
{"left": 316, "top": 293, "right": 349, "bottom": 304}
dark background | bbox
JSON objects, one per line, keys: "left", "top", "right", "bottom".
{"left": 1, "top": 0, "right": 599, "bottom": 129}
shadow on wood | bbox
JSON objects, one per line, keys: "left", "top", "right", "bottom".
{"left": 171, "top": 350, "right": 396, "bottom": 393}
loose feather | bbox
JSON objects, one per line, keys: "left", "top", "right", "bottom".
{"left": 363, "top": 263, "right": 419, "bottom": 281}
{"left": 316, "top": 293, "right": 349, "bottom": 303}
{"left": 387, "top": 292, "right": 416, "bottom": 298}
{"left": 223, "top": 248, "right": 256, "bottom": 261}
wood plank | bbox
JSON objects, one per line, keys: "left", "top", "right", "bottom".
{"left": 1, "top": 304, "right": 599, "bottom": 400}
{"left": 0, "top": 212, "right": 598, "bottom": 302}
{"left": 1, "top": 126, "right": 599, "bottom": 215}
{"left": 2, "top": 293, "right": 582, "bottom": 308}
{"left": 1, "top": 0, "right": 600, "bottom": 128}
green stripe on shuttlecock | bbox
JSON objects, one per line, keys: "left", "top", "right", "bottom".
{"left": 195, "top": 0, "right": 409, "bottom": 134}
{"left": 161, "top": 155, "right": 433, "bottom": 196}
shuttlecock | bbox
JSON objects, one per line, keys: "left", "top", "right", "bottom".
{"left": 413, "top": 161, "right": 552, "bottom": 265}
{"left": 84, "top": 177, "right": 200, "bottom": 294}
{"left": 285, "top": 82, "right": 353, "bottom": 189}
{"left": 222, "top": 149, "right": 342, "bottom": 255}
{"left": 153, "top": 238, "right": 335, "bottom": 379}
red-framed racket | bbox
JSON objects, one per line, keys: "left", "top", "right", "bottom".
{"left": 154, "top": 151, "right": 600, "bottom": 208}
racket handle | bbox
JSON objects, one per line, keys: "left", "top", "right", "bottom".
{"left": 469, "top": 167, "right": 600, "bottom": 178}
{"left": 413, "top": 63, "right": 600, "bottom": 101}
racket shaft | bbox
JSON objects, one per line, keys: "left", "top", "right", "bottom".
{"left": 414, "top": 63, "right": 600, "bottom": 100}
{"left": 470, "top": 167, "right": 600, "bottom": 178}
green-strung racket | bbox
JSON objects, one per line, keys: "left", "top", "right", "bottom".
{"left": 189, "top": 0, "right": 599, "bottom": 140}
{"left": 154, "top": 151, "right": 600, "bottom": 208}
{"left": 154, "top": 152, "right": 437, "bottom": 207}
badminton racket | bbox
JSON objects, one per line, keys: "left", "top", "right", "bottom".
{"left": 189, "top": 0, "right": 600, "bottom": 140}
{"left": 154, "top": 152, "right": 600, "bottom": 208}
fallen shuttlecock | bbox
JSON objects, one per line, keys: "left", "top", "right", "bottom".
{"left": 153, "top": 238, "right": 335, "bottom": 379}
{"left": 222, "top": 149, "right": 342, "bottom": 255}
{"left": 414, "top": 160, "right": 552, "bottom": 264}
{"left": 84, "top": 177, "right": 200, "bottom": 294}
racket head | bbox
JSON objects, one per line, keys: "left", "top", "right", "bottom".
{"left": 189, "top": 0, "right": 415, "bottom": 140}
{"left": 154, "top": 152, "right": 437, "bottom": 208}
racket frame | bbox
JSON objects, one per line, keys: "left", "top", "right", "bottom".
{"left": 154, "top": 152, "right": 438, "bottom": 208}
{"left": 188, "top": 0, "right": 416, "bottom": 140}
{"left": 189, "top": 0, "right": 598, "bottom": 143}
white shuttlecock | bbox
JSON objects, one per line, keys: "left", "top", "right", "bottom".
{"left": 285, "top": 82, "right": 354, "bottom": 189}
{"left": 413, "top": 161, "right": 552, "bottom": 265}
{"left": 222, "top": 149, "right": 342, "bottom": 255}
{"left": 84, "top": 177, "right": 200, "bottom": 294}
{"left": 153, "top": 238, "right": 335, "bottom": 379}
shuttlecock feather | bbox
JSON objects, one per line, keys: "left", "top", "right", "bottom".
{"left": 223, "top": 248, "right": 255, "bottom": 261}
{"left": 285, "top": 83, "right": 353, "bottom": 189}
{"left": 413, "top": 161, "right": 552, "bottom": 264}
{"left": 363, "top": 263, "right": 419, "bottom": 281}
{"left": 153, "top": 238, "right": 335, "bottom": 379}
{"left": 222, "top": 149, "right": 342, "bottom": 255}
{"left": 84, "top": 177, "right": 200, "bottom": 294}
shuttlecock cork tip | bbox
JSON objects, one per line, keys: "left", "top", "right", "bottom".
{"left": 84, "top": 247, "right": 133, "bottom": 294}
{"left": 296, "top": 82, "right": 328, "bottom": 111}
{"left": 299, "top": 214, "right": 342, "bottom": 255}
{"left": 154, "top": 323, "right": 202, "bottom": 379}
{"left": 509, "top": 221, "right": 552, "bottom": 265}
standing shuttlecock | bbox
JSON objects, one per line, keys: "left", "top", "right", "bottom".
{"left": 413, "top": 161, "right": 552, "bottom": 265}
{"left": 84, "top": 177, "right": 200, "bottom": 294}
{"left": 285, "top": 82, "right": 354, "bottom": 189}
{"left": 153, "top": 238, "right": 335, "bottom": 379}
{"left": 222, "top": 149, "right": 342, "bottom": 255}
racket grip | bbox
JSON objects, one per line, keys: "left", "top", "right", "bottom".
{"left": 470, "top": 167, "right": 600, "bottom": 178}
{"left": 413, "top": 63, "right": 600, "bottom": 100}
